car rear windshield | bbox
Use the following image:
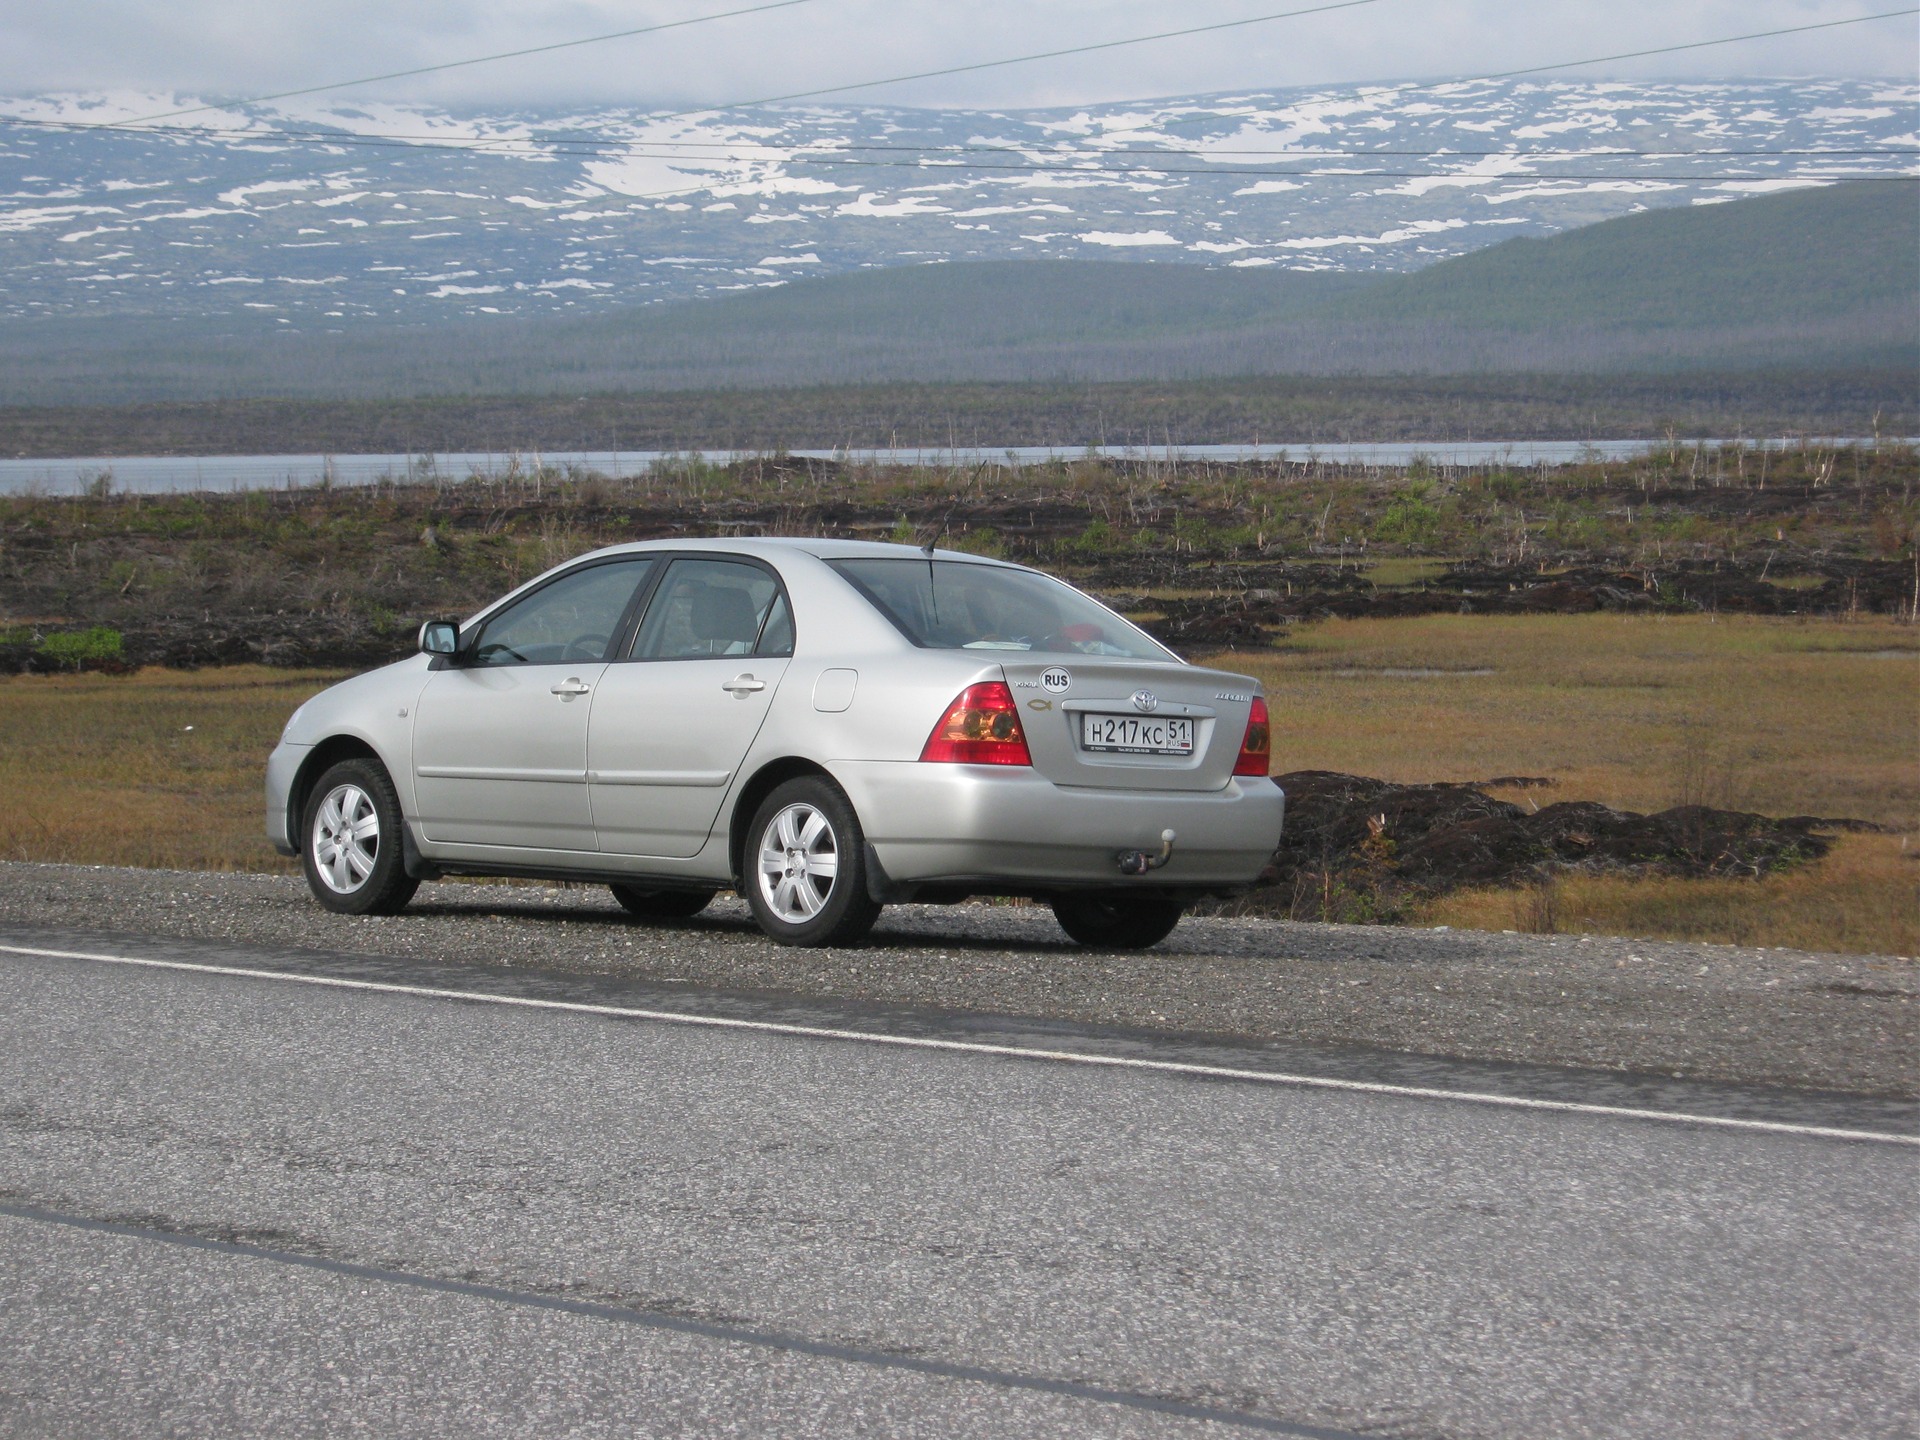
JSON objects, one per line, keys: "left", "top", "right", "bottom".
{"left": 829, "top": 558, "right": 1176, "bottom": 660}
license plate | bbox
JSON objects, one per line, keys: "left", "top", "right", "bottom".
{"left": 1080, "top": 713, "right": 1195, "bottom": 755}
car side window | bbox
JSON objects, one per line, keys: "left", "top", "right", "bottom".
{"left": 630, "top": 559, "right": 786, "bottom": 660}
{"left": 468, "top": 559, "right": 654, "bottom": 668}
{"left": 756, "top": 591, "right": 795, "bottom": 657}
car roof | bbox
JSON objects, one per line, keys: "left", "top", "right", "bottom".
{"left": 578, "top": 536, "right": 1020, "bottom": 566}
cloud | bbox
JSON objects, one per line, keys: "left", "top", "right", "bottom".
{"left": 0, "top": 1, "right": 1910, "bottom": 112}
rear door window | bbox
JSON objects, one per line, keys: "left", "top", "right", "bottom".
{"left": 629, "top": 558, "right": 790, "bottom": 660}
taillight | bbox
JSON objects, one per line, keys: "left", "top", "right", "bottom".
{"left": 1232, "top": 696, "right": 1271, "bottom": 777}
{"left": 920, "top": 681, "right": 1032, "bottom": 766}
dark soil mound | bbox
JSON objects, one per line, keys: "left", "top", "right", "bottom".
{"left": 1246, "top": 770, "right": 1848, "bottom": 922}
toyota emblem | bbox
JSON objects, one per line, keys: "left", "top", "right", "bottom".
{"left": 1130, "top": 688, "right": 1159, "bottom": 713}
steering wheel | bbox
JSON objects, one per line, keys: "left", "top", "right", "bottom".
{"left": 565, "top": 633, "right": 611, "bottom": 662}
{"left": 473, "top": 642, "right": 529, "bottom": 664}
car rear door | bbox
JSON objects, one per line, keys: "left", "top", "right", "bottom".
{"left": 587, "top": 556, "right": 793, "bottom": 858}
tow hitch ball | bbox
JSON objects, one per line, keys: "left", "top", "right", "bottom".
{"left": 1117, "top": 829, "right": 1177, "bottom": 876}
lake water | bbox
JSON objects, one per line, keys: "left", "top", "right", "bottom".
{"left": 0, "top": 438, "right": 1898, "bottom": 496}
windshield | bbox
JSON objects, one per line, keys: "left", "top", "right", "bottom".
{"left": 830, "top": 558, "right": 1176, "bottom": 661}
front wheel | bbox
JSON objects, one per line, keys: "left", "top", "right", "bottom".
{"left": 300, "top": 759, "right": 419, "bottom": 916}
{"left": 744, "top": 777, "right": 881, "bottom": 947}
{"left": 1051, "top": 892, "right": 1184, "bottom": 949}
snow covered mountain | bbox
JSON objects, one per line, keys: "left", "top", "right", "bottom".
{"left": 0, "top": 78, "right": 1913, "bottom": 327}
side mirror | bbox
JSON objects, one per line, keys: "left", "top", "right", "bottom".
{"left": 419, "top": 619, "right": 460, "bottom": 656}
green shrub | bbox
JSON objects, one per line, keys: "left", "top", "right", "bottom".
{"left": 1375, "top": 490, "right": 1443, "bottom": 548}
{"left": 37, "top": 627, "right": 125, "bottom": 670}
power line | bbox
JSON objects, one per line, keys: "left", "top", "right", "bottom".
{"left": 438, "top": 3, "right": 1920, "bottom": 137}
{"left": 589, "top": 3, "right": 1920, "bottom": 122}
{"left": 1, "top": 6, "right": 1909, "bottom": 155}
{"left": 0, "top": 8, "right": 1910, "bottom": 201}
{"left": 1391, "top": 8, "right": 1920, "bottom": 93}
{"left": 26, "top": 0, "right": 1390, "bottom": 138}
{"left": 634, "top": 0, "right": 1388, "bottom": 117}
{"left": 110, "top": 0, "right": 821, "bottom": 126}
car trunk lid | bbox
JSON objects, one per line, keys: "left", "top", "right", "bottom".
{"left": 999, "top": 658, "right": 1262, "bottom": 792}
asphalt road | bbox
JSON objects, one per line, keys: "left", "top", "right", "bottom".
{"left": 2, "top": 936, "right": 1915, "bottom": 1439}
{"left": 3, "top": 865, "right": 1915, "bottom": 1098}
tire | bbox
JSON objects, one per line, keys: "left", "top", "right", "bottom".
{"left": 609, "top": 884, "right": 717, "bottom": 920}
{"left": 1051, "top": 892, "right": 1184, "bottom": 949}
{"left": 743, "top": 777, "right": 881, "bottom": 947}
{"left": 300, "top": 758, "right": 419, "bottom": 916}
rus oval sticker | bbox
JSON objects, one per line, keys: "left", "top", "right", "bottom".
{"left": 1040, "top": 667, "right": 1072, "bottom": 693}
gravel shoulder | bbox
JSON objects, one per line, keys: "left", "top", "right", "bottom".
{"left": 1, "top": 861, "right": 1914, "bottom": 1099}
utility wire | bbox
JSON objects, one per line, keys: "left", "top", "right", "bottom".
{"left": 634, "top": 0, "right": 1387, "bottom": 117}
{"left": 1136, "top": 8, "right": 1920, "bottom": 132}
{"left": 13, "top": 0, "right": 1390, "bottom": 138}
{"left": 0, "top": 7, "right": 1911, "bottom": 199}
{"left": 109, "top": 0, "right": 821, "bottom": 126}
{"left": 1388, "top": 7, "right": 1920, "bottom": 93}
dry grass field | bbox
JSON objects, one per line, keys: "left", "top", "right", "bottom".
{"left": 0, "top": 666, "right": 338, "bottom": 875}
{"left": 1220, "top": 613, "right": 1918, "bottom": 827}
{"left": 1209, "top": 613, "right": 1918, "bottom": 954}
{"left": 0, "top": 612, "right": 1913, "bottom": 953}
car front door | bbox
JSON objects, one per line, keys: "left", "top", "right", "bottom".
{"left": 587, "top": 556, "right": 793, "bottom": 858}
{"left": 412, "top": 557, "right": 656, "bottom": 851}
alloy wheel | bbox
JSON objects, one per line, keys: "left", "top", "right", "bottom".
{"left": 311, "top": 782, "right": 380, "bottom": 894}
{"left": 756, "top": 801, "right": 840, "bottom": 923}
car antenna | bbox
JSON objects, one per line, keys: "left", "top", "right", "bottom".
{"left": 922, "top": 532, "right": 938, "bottom": 622}
{"left": 919, "top": 503, "right": 957, "bottom": 624}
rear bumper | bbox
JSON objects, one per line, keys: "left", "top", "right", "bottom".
{"left": 833, "top": 760, "right": 1285, "bottom": 891}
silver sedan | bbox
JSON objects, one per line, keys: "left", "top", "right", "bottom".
{"left": 267, "top": 538, "right": 1285, "bottom": 948}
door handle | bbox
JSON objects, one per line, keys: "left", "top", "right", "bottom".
{"left": 722, "top": 674, "right": 766, "bottom": 696}
{"left": 551, "top": 677, "right": 591, "bottom": 696}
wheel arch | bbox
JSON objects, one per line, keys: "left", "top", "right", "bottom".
{"left": 726, "top": 756, "right": 837, "bottom": 884}
{"left": 287, "top": 735, "right": 388, "bottom": 855}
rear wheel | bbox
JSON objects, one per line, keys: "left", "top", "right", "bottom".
{"left": 300, "top": 759, "right": 419, "bottom": 916}
{"left": 1051, "top": 892, "right": 1184, "bottom": 949}
{"left": 609, "top": 885, "right": 717, "bottom": 920}
{"left": 744, "top": 777, "right": 880, "bottom": 947}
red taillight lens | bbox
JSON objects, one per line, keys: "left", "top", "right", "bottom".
{"left": 920, "top": 681, "right": 1032, "bottom": 766}
{"left": 1232, "top": 695, "right": 1271, "bottom": 777}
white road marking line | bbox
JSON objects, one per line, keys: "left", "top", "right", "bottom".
{"left": 4, "top": 941, "right": 1914, "bottom": 1147}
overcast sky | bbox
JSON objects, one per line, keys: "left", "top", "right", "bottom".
{"left": 3, "top": 0, "right": 1915, "bottom": 112}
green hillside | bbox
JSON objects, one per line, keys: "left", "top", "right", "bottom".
{"left": 1326, "top": 182, "right": 1918, "bottom": 330}
{"left": 0, "top": 183, "right": 1911, "bottom": 404}
{"left": 566, "top": 258, "right": 1370, "bottom": 348}
{"left": 554, "top": 182, "right": 1919, "bottom": 348}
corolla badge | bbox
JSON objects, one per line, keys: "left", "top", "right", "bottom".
{"left": 1040, "top": 667, "right": 1072, "bottom": 693}
{"left": 1130, "top": 688, "right": 1159, "bottom": 713}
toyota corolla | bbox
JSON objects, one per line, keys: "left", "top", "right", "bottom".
{"left": 267, "top": 538, "right": 1285, "bottom": 948}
